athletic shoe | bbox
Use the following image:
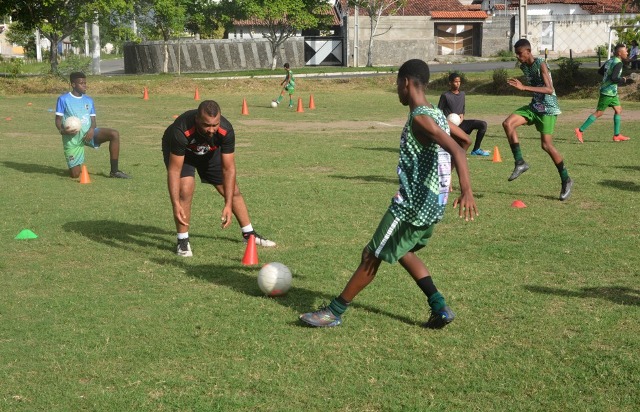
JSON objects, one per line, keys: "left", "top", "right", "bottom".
{"left": 574, "top": 128, "right": 584, "bottom": 143}
{"left": 299, "top": 305, "right": 342, "bottom": 327}
{"left": 242, "top": 231, "right": 276, "bottom": 247}
{"left": 613, "top": 134, "right": 630, "bottom": 142}
{"left": 424, "top": 305, "right": 456, "bottom": 329}
{"left": 110, "top": 170, "right": 131, "bottom": 179}
{"left": 508, "top": 161, "right": 529, "bottom": 181}
{"left": 470, "top": 148, "right": 490, "bottom": 156}
{"left": 177, "top": 238, "right": 192, "bottom": 257}
{"left": 559, "top": 178, "right": 574, "bottom": 201}
{"left": 288, "top": 104, "right": 293, "bottom": 109}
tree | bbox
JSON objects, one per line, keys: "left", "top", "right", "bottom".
{"left": 227, "top": 0, "right": 333, "bottom": 69}
{"left": 1, "top": 1, "right": 131, "bottom": 73}
{"left": 136, "top": 0, "right": 187, "bottom": 73}
{"left": 4, "top": 21, "right": 36, "bottom": 58}
{"left": 349, "top": 0, "right": 407, "bottom": 67}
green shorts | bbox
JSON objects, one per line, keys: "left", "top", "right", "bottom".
{"left": 284, "top": 84, "right": 295, "bottom": 94}
{"left": 513, "top": 106, "right": 557, "bottom": 135}
{"left": 63, "top": 128, "right": 102, "bottom": 168}
{"left": 597, "top": 94, "right": 620, "bottom": 111}
{"left": 366, "top": 209, "right": 436, "bottom": 264}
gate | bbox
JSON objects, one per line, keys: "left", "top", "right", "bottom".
{"left": 304, "top": 37, "right": 344, "bottom": 66}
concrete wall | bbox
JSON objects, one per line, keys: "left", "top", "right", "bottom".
{"left": 347, "top": 16, "right": 435, "bottom": 67}
{"left": 123, "top": 38, "right": 305, "bottom": 74}
{"left": 481, "top": 16, "right": 515, "bottom": 57}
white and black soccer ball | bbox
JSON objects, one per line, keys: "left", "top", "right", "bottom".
{"left": 447, "top": 113, "right": 462, "bottom": 126}
{"left": 64, "top": 116, "right": 82, "bottom": 134}
{"left": 257, "top": 262, "right": 292, "bottom": 296}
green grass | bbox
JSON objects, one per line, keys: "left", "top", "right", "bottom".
{"left": 1, "top": 78, "right": 639, "bottom": 411}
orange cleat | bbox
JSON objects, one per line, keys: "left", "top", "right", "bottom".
{"left": 613, "top": 134, "right": 630, "bottom": 142}
{"left": 574, "top": 128, "right": 584, "bottom": 143}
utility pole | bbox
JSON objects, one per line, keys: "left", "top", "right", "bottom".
{"left": 91, "top": 12, "right": 100, "bottom": 75}
{"left": 519, "top": 0, "right": 528, "bottom": 39}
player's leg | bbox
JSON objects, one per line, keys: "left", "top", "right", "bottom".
{"left": 503, "top": 111, "right": 530, "bottom": 181}
{"left": 540, "top": 129, "right": 573, "bottom": 201}
{"left": 204, "top": 152, "right": 276, "bottom": 247}
{"left": 612, "top": 104, "right": 630, "bottom": 141}
{"left": 163, "top": 149, "right": 196, "bottom": 256}
{"left": 92, "top": 127, "right": 131, "bottom": 178}
{"left": 65, "top": 143, "right": 85, "bottom": 178}
{"left": 275, "top": 88, "right": 286, "bottom": 104}
{"left": 465, "top": 119, "right": 489, "bottom": 155}
{"left": 288, "top": 87, "right": 294, "bottom": 108}
{"left": 577, "top": 95, "right": 609, "bottom": 142}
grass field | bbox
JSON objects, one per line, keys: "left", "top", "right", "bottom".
{"left": 1, "top": 73, "right": 639, "bottom": 411}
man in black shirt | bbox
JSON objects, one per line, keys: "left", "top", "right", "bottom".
{"left": 162, "top": 100, "right": 276, "bottom": 257}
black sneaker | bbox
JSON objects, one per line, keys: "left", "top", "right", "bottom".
{"left": 424, "top": 305, "right": 456, "bottom": 329}
{"left": 110, "top": 170, "right": 131, "bottom": 179}
{"left": 242, "top": 231, "right": 276, "bottom": 247}
{"left": 176, "top": 238, "right": 192, "bottom": 257}
{"left": 559, "top": 178, "right": 573, "bottom": 201}
{"left": 508, "top": 161, "right": 529, "bottom": 181}
{"left": 299, "top": 305, "right": 343, "bottom": 327}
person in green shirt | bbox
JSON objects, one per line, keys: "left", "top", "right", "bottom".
{"left": 298, "top": 59, "right": 478, "bottom": 329}
{"left": 575, "top": 44, "right": 631, "bottom": 143}
{"left": 273, "top": 62, "right": 295, "bottom": 108}
{"left": 503, "top": 39, "right": 573, "bottom": 201}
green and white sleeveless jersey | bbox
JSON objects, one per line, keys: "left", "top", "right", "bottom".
{"left": 286, "top": 70, "right": 295, "bottom": 87}
{"left": 600, "top": 57, "right": 622, "bottom": 97}
{"left": 389, "top": 105, "right": 452, "bottom": 226}
{"left": 521, "top": 57, "right": 561, "bottom": 115}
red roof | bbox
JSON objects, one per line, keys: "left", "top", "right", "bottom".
{"left": 430, "top": 11, "right": 489, "bottom": 19}
{"left": 497, "top": 0, "right": 638, "bottom": 13}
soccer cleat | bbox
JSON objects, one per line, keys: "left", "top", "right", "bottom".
{"left": 243, "top": 231, "right": 276, "bottom": 247}
{"left": 508, "top": 161, "right": 529, "bottom": 181}
{"left": 613, "top": 134, "right": 630, "bottom": 142}
{"left": 470, "top": 148, "right": 490, "bottom": 156}
{"left": 110, "top": 170, "right": 131, "bottom": 179}
{"left": 424, "top": 305, "right": 456, "bottom": 329}
{"left": 299, "top": 305, "right": 342, "bottom": 327}
{"left": 176, "top": 238, "right": 192, "bottom": 257}
{"left": 559, "top": 178, "right": 574, "bottom": 201}
{"left": 574, "top": 128, "right": 584, "bottom": 143}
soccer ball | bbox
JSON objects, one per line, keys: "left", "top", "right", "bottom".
{"left": 270, "top": 101, "right": 278, "bottom": 108}
{"left": 64, "top": 116, "right": 82, "bottom": 134}
{"left": 257, "top": 262, "right": 292, "bottom": 296}
{"left": 447, "top": 113, "right": 462, "bottom": 126}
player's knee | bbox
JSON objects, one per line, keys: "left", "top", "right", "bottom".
{"left": 480, "top": 121, "right": 488, "bottom": 132}
{"left": 502, "top": 119, "right": 512, "bottom": 131}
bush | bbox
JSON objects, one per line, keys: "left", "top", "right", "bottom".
{"left": 495, "top": 49, "right": 515, "bottom": 61}
{"left": 491, "top": 68, "right": 512, "bottom": 95}
{"left": 55, "top": 55, "right": 92, "bottom": 80}
{"left": 554, "top": 58, "right": 582, "bottom": 93}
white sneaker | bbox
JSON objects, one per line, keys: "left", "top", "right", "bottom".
{"left": 243, "top": 231, "right": 276, "bottom": 247}
{"left": 177, "top": 238, "right": 193, "bottom": 257}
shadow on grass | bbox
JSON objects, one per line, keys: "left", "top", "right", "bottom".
{"left": 2, "top": 161, "right": 68, "bottom": 177}
{"left": 154, "top": 257, "right": 422, "bottom": 327}
{"left": 63, "top": 220, "right": 175, "bottom": 251}
{"left": 524, "top": 285, "right": 640, "bottom": 306}
{"left": 615, "top": 165, "right": 640, "bottom": 172}
{"left": 331, "top": 174, "right": 397, "bottom": 185}
{"left": 598, "top": 179, "right": 640, "bottom": 192}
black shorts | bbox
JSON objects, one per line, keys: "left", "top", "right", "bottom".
{"left": 163, "top": 149, "right": 223, "bottom": 185}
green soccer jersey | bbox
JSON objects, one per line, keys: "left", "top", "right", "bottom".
{"left": 389, "top": 105, "right": 452, "bottom": 227}
{"left": 521, "top": 57, "right": 561, "bottom": 115}
{"left": 600, "top": 57, "right": 622, "bottom": 97}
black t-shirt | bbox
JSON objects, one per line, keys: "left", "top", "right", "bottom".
{"left": 437, "top": 91, "right": 466, "bottom": 117}
{"left": 162, "top": 110, "right": 235, "bottom": 156}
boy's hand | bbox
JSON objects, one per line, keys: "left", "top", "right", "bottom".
{"left": 453, "top": 194, "right": 478, "bottom": 221}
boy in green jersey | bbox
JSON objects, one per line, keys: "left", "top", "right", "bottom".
{"left": 503, "top": 39, "right": 573, "bottom": 201}
{"left": 273, "top": 62, "right": 295, "bottom": 108}
{"left": 575, "top": 44, "right": 631, "bottom": 143}
{"left": 299, "top": 59, "right": 478, "bottom": 329}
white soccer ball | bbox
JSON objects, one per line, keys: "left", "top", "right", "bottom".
{"left": 64, "top": 116, "right": 82, "bottom": 134}
{"left": 257, "top": 262, "right": 292, "bottom": 297}
{"left": 270, "top": 101, "right": 278, "bottom": 108}
{"left": 447, "top": 113, "right": 462, "bottom": 126}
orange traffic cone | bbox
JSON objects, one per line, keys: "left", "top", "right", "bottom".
{"left": 241, "top": 98, "right": 249, "bottom": 115}
{"left": 511, "top": 200, "right": 527, "bottom": 208}
{"left": 296, "top": 97, "right": 304, "bottom": 113}
{"left": 79, "top": 164, "right": 91, "bottom": 184}
{"left": 492, "top": 146, "right": 502, "bottom": 163}
{"left": 194, "top": 87, "right": 200, "bottom": 101}
{"left": 143, "top": 87, "right": 149, "bottom": 100}
{"left": 309, "top": 95, "right": 316, "bottom": 110}
{"left": 242, "top": 234, "right": 259, "bottom": 265}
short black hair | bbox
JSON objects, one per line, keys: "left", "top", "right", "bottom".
{"left": 398, "top": 59, "right": 430, "bottom": 86}
{"left": 514, "top": 39, "right": 531, "bottom": 51}
{"left": 284, "top": 62, "right": 290, "bottom": 69}
{"left": 448, "top": 72, "right": 461, "bottom": 82}
{"left": 614, "top": 43, "right": 626, "bottom": 54}
{"left": 198, "top": 100, "right": 221, "bottom": 117}
{"left": 70, "top": 72, "right": 86, "bottom": 83}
